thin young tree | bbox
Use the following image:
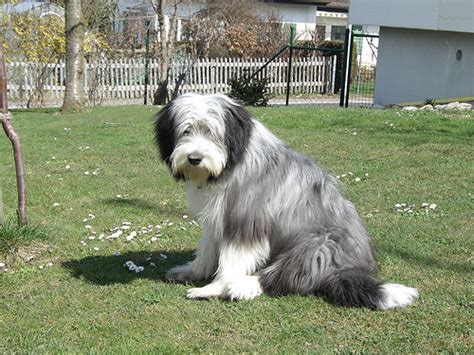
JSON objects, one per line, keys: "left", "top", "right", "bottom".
{"left": 0, "top": 43, "right": 27, "bottom": 226}
{"left": 61, "top": 0, "right": 85, "bottom": 112}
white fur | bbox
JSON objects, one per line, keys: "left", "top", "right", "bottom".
{"left": 171, "top": 133, "right": 226, "bottom": 184}
{"left": 378, "top": 283, "right": 419, "bottom": 310}
{"left": 225, "top": 276, "right": 263, "bottom": 301}
{"left": 167, "top": 94, "right": 230, "bottom": 185}
{"left": 185, "top": 240, "right": 270, "bottom": 300}
{"left": 167, "top": 177, "right": 271, "bottom": 300}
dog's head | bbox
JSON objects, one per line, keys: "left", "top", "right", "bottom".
{"left": 154, "top": 93, "right": 254, "bottom": 184}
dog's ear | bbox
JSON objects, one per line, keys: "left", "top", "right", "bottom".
{"left": 154, "top": 102, "right": 176, "bottom": 167}
{"left": 222, "top": 100, "right": 254, "bottom": 170}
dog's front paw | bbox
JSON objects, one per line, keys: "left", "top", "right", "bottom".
{"left": 225, "top": 276, "right": 263, "bottom": 301}
{"left": 186, "top": 283, "right": 224, "bottom": 299}
{"left": 166, "top": 263, "right": 198, "bottom": 283}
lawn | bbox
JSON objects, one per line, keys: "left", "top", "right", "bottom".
{"left": 0, "top": 104, "right": 472, "bottom": 352}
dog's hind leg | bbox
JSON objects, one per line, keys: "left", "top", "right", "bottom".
{"left": 259, "top": 226, "right": 418, "bottom": 309}
{"left": 187, "top": 240, "right": 270, "bottom": 300}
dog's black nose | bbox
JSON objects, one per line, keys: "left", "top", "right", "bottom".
{"left": 188, "top": 153, "right": 203, "bottom": 166}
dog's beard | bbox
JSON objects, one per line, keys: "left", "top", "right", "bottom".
{"left": 181, "top": 166, "right": 212, "bottom": 183}
{"left": 171, "top": 137, "right": 226, "bottom": 184}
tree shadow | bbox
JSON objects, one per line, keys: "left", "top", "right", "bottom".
{"left": 378, "top": 244, "right": 472, "bottom": 275}
{"left": 11, "top": 108, "right": 60, "bottom": 114}
{"left": 102, "top": 197, "right": 186, "bottom": 217}
{"left": 102, "top": 197, "right": 158, "bottom": 210}
{"left": 62, "top": 250, "right": 204, "bottom": 286}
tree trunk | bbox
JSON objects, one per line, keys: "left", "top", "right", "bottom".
{"left": 154, "top": 0, "right": 169, "bottom": 105}
{"left": 0, "top": 189, "right": 3, "bottom": 227}
{"left": 151, "top": 0, "right": 179, "bottom": 105}
{"left": 1, "top": 38, "right": 27, "bottom": 226}
{"left": 158, "top": 0, "right": 169, "bottom": 83}
{"left": 1, "top": 114, "right": 27, "bottom": 225}
{"left": 0, "top": 43, "right": 5, "bottom": 226}
{"left": 0, "top": 45, "right": 7, "bottom": 113}
{"left": 61, "top": 0, "right": 85, "bottom": 113}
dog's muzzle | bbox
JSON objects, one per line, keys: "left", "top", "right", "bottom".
{"left": 187, "top": 152, "right": 204, "bottom": 166}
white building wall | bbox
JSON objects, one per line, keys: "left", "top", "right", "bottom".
{"left": 349, "top": 0, "right": 474, "bottom": 33}
{"left": 263, "top": 3, "right": 316, "bottom": 40}
{"left": 374, "top": 27, "right": 474, "bottom": 105}
{"left": 355, "top": 26, "right": 379, "bottom": 67}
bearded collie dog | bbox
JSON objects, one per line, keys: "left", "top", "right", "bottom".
{"left": 154, "top": 93, "right": 418, "bottom": 309}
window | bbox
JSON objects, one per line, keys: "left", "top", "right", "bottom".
{"left": 316, "top": 25, "right": 326, "bottom": 41}
{"left": 331, "top": 26, "right": 345, "bottom": 41}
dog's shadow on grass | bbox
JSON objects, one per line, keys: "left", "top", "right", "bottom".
{"left": 379, "top": 244, "right": 472, "bottom": 275}
{"left": 62, "top": 245, "right": 471, "bottom": 287}
{"left": 62, "top": 250, "right": 205, "bottom": 286}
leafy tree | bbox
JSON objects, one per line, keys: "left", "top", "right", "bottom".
{"left": 1, "top": 12, "right": 66, "bottom": 107}
{"left": 5, "top": 14, "right": 65, "bottom": 63}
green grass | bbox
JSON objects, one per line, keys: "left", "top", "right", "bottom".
{"left": 1, "top": 105, "right": 473, "bottom": 352}
{"left": 0, "top": 218, "right": 48, "bottom": 257}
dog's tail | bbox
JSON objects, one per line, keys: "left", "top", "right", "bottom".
{"left": 317, "top": 269, "right": 419, "bottom": 310}
{"left": 259, "top": 228, "right": 418, "bottom": 310}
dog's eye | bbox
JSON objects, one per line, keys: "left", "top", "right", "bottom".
{"left": 183, "top": 129, "right": 192, "bottom": 136}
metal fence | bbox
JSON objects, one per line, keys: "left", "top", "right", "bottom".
{"left": 341, "top": 29, "right": 379, "bottom": 107}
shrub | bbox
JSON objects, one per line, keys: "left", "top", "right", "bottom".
{"left": 228, "top": 72, "right": 272, "bottom": 106}
{"left": 424, "top": 98, "right": 437, "bottom": 106}
{"left": 316, "top": 40, "right": 358, "bottom": 94}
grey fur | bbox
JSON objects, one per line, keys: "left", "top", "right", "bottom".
{"left": 218, "top": 120, "right": 381, "bottom": 306}
{"left": 155, "top": 93, "right": 418, "bottom": 309}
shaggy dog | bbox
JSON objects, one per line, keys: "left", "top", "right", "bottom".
{"left": 154, "top": 93, "right": 418, "bottom": 309}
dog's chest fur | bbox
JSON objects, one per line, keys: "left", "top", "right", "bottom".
{"left": 186, "top": 182, "right": 225, "bottom": 241}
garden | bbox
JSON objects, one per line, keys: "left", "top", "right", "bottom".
{"left": 1, "top": 105, "right": 472, "bottom": 352}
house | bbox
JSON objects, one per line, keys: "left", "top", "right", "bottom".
{"left": 2, "top": 1, "right": 64, "bottom": 19}
{"left": 349, "top": 0, "right": 474, "bottom": 105}
{"left": 315, "top": 1, "right": 378, "bottom": 67}
{"left": 315, "top": 0, "right": 350, "bottom": 41}
{"left": 115, "top": 0, "right": 337, "bottom": 44}
{"left": 115, "top": 0, "right": 208, "bottom": 43}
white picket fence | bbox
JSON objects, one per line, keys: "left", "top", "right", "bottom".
{"left": 6, "top": 56, "right": 337, "bottom": 105}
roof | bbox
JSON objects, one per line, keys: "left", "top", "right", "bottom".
{"left": 315, "top": 0, "right": 350, "bottom": 13}
{"left": 264, "top": 1, "right": 331, "bottom": 6}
